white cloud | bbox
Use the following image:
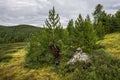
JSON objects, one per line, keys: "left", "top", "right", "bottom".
{"left": 0, "top": 0, "right": 120, "bottom": 27}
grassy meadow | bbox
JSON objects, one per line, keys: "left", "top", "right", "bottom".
{"left": 98, "top": 33, "right": 120, "bottom": 58}
{"left": 0, "top": 33, "right": 120, "bottom": 80}
{"left": 0, "top": 43, "right": 61, "bottom": 80}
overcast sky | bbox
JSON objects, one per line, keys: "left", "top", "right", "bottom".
{"left": 0, "top": 0, "right": 120, "bottom": 27}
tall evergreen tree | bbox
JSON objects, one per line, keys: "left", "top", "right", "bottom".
{"left": 93, "top": 4, "right": 103, "bottom": 25}
{"left": 74, "top": 14, "right": 84, "bottom": 47}
{"left": 25, "top": 7, "right": 62, "bottom": 67}
{"left": 98, "top": 11, "right": 111, "bottom": 34}
{"left": 111, "top": 10, "right": 120, "bottom": 32}
{"left": 66, "top": 19, "right": 75, "bottom": 46}
{"left": 96, "top": 21, "right": 105, "bottom": 39}
{"left": 67, "top": 19, "right": 74, "bottom": 36}
{"left": 45, "top": 7, "right": 62, "bottom": 44}
{"left": 93, "top": 4, "right": 112, "bottom": 34}
{"left": 75, "top": 14, "right": 84, "bottom": 32}
{"left": 84, "top": 15, "right": 98, "bottom": 52}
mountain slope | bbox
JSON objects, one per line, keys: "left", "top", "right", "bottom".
{"left": 98, "top": 33, "right": 120, "bottom": 58}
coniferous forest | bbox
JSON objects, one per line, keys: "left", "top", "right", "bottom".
{"left": 0, "top": 4, "right": 120, "bottom": 80}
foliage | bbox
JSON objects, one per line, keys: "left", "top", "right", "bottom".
{"left": 74, "top": 14, "right": 84, "bottom": 47}
{"left": 66, "top": 19, "right": 76, "bottom": 47}
{"left": 98, "top": 11, "right": 111, "bottom": 34}
{"left": 26, "top": 7, "right": 99, "bottom": 69}
{"left": 110, "top": 10, "right": 120, "bottom": 32}
{"left": 83, "top": 15, "right": 98, "bottom": 52}
{"left": 97, "top": 32, "right": 120, "bottom": 58}
{"left": 1, "top": 37, "right": 120, "bottom": 80}
{"left": 25, "top": 29, "right": 53, "bottom": 68}
{"left": 25, "top": 7, "right": 64, "bottom": 68}
{"left": 93, "top": 4, "right": 103, "bottom": 24}
{"left": 1, "top": 4, "right": 120, "bottom": 80}
{"left": 54, "top": 49, "right": 120, "bottom": 80}
{"left": 67, "top": 19, "right": 75, "bottom": 36}
{"left": 45, "top": 7, "right": 62, "bottom": 43}
{"left": 93, "top": 4, "right": 120, "bottom": 34}
{"left": 96, "top": 21, "right": 105, "bottom": 39}
{"left": 0, "top": 25, "right": 41, "bottom": 44}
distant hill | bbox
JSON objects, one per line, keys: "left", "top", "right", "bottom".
{"left": 0, "top": 24, "right": 41, "bottom": 31}
{"left": 0, "top": 25, "right": 42, "bottom": 44}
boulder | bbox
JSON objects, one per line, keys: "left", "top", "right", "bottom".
{"left": 67, "top": 47, "right": 90, "bottom": 64}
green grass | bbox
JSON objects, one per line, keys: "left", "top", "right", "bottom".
{"left": 97, "top": 32, "right": 120, "bottom": 58}
{"left": 0, "top": 32, "right": 120, "bottom": 80}
{"left": 0, "top": 42, "right": 26, "bottom": 62}
{"left": 0, "top": 43, "right": 61, "bottom": 80}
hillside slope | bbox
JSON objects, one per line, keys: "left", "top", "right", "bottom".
{"left": 98, "top": 33, "right": 120, "bottom": 58}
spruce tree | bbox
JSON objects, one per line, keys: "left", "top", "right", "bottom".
{"left": 67, "top": 19, "right": 74, "bottom": 35}
{"left": 93, "top": 4, "right": 103, "bottom": 25}
{"left": 75, "top": 14, "right": 84, "bottom": 32}
{"left": 66, "top": 19, "right": 75, "bottom": 47}
{"left": 45, "top": 7, "right": 62, "bottom": 44}
{"left": 84, "top": 15, "right": 98, "bottom": 52}
{"left": 74, "top": 14, "right": 84, "bottom": 47}
{"left": 111, "top": 10, "right": 120, "bottom": 32}
{"left": 96, "top": 21, "right": 105, "bottom": 39}
{"left": 98, "top": 11, "right": 111, "bottom": 34}
{"left": 25, "top": 7, "right": 62, "bottom": 68}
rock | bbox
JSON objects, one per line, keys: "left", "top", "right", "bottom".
{"left": 67, "top": 47, "right": 90, "bottom": 64}
{"left": 78, "top": 52, "right": 90, "bottom": 62}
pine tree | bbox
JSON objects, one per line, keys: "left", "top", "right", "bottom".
{"left": 75, "top": 14, "right": 84, "bottom": 32}
{"left": 111, "top": 10, "right": 120, "bottom": 32}
{"left": 84, "top": 15, "right": 98, "bottom": 52}
{"left": 74, "top": 14, "right": 84, "bottom": 47}
{"left": 67, "top": 19, "right": 74, "bottom": 36}
{"left": 115, "top": 10, "right": 120, "bottom": 31}
{"left": 25, "top": 7, "right": 62, "bottom": 68}
{"left": 93, "top": 4, "right": 103, "bottom": 25}
{"left": 96, "top": 21, "right": 105, "bottom": 39}
{"left": 45, "top": 7, "right": 62, "bottom": 44}
{"left": 25, "top": 29, "right": 52, "bottom": 68}
{"left": 66, "top": 19, "right": 75, "bottom": 47}
{"left": 98, "top": 11, "right": 111, "bottom": 34}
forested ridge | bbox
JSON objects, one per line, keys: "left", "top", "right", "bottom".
{"left": 0, "top": 25, "right": 41, "bottom": 44}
